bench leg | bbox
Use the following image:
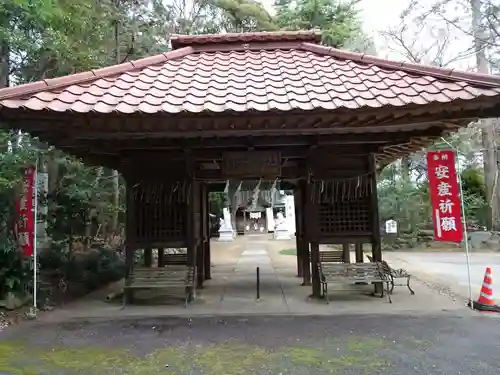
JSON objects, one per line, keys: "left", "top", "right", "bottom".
{"left": 323, "top": 282, "right": 329, "bottom": 304}
{"left": 123, "top": 288, "right": 134, "bottom": 307}
{"left": 121, "top": 289, "right": 127, "bottom": 310}
{"left": 385, "top": 281, "right": 392, "bottom": 303}
{"left": 372, "top": 282, "right": 383, "bottom": 297}
{"left": 407, "top": 276, "right": 415, "bottom": 295}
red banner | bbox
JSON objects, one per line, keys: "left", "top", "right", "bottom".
{"left": 427, "top": 151, "right": 463, "bottom": 243}
{"left": 15, "top": 166, "right": 36, "bottom": 256}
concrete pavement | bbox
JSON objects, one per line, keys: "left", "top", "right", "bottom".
{"left": 384, "top": 251, "right": 500, "bottom": 302}
{"left": 35, "top": 236, "right": 466, "bottom": 323}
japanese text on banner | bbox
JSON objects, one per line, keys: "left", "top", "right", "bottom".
{"left": 426, "top": 151, "right": 463, "bottom": 243}
{"left": 14, "top": 166, "right": 36, "bottom": 256}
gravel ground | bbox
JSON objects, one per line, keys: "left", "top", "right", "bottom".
{"left": 0, "top": 312, "right": 498, "bottom": 375}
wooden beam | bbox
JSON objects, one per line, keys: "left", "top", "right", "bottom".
{"left": 52, "top": 129, "right": 447, "bottom": 149}
{"left": 3, "top": 98, "right": 498, "bottom": 137}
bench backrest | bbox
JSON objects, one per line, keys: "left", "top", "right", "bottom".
{"left": 320, "top": 251, "right": 343, "bottom": 263}
{"left": 131, "top": 266, "right": 195, "bottom": 285}
{"left": 163, "top": 253, "right": 188, "bottom": 265}
{"left": 310, "top": 250, "right": 344, "bottom": 263}
{"left": 366, "top": 255, "right": 392, "bottom": 275}
{"left": 319, "top": 262, "right": 383, "bottom": 280}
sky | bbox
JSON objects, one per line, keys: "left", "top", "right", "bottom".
{"left": 263, "top": 0, "right": 475, "bottom": 71}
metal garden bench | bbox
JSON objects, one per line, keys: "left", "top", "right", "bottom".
{"left": 317, "top": 262, "right": 391, "bottom": 304}
{"left": 124, "top": 265, "right": 195, "bottom": 307}
{"left": 367, "top": 256, "right": 415, "bottom": 295}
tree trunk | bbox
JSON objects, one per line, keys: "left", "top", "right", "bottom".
{"left": 110, "top": 1, "right": 121, "bottom": 232}
{"left": 0, "top": 36, "right": 9, "bottom": 88}
{"left": 401, "top": 156, "right": 416, "bottom": 231}
{"left": 471, "top": 0, "right": 500, "bottom": 229}
{"left": 85, "top": 167, "right": 103, "bottom": 247}
{"left": 47, "top": 151, "right": 60, "bottom": 246}
{"left": 37, "top": 153, "right": 49, "bottom": 248}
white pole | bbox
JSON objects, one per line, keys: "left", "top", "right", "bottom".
{"left": 456, "top": 156, "right": 473, "bottom": 309}
{"left": 440, "top": 138, "right": 473, "bottom": 309}
{"left": 32, "top": 159, "right": 39, "bottom": 315}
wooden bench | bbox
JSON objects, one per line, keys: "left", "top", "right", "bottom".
{"left": 124, "top": 265, "right": 195, "bottom": 307}
{"left": 317, "top": 262, "right": 391, "bottom": 304}
{"left": 367, "top": 256, "right": 415, "bottom": 295}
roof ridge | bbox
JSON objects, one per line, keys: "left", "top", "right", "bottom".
{"left": 171, "top": 31, "right": 321, "bottom": 50}
{"left": 0, "top": 47, "right": 194, "bottom": 101}
{"left": 301, "top": 43, "right": 500, "bottom": 88}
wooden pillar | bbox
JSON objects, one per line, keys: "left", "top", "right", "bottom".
{"left": 144, "top": 248, "right": 152, "bottom": 267}
{"left": 305, "top": 180, "right": 321, "bottom": 297}
{"left": 294, "top": 187, "right": 303, "bottom": 278}
{"left": 204, "top": 189, "right": 212, "bottom": 280}
{"left": 342, "top": 243, "right": 350, "bottom": 263}
{"left": 185, "top": 158, "right": 197, "bottom": 300}
{"left": 157, "top": 248, "right": 164, "bottom": 267}
{"left": 369, "top": 159, "right": 382, "bottom": 262}
{"left": 355, "top": 243, "right": 364, "bottom": 263}
{"left": 369, "top": 155, "right": 383, "bottom": 294}
{"left": 197, "top": 183, "right": 207, "bottom": 288}
{"left": 124, "top": 179, "right": 135, "bottom": 303}
{"left": 299, "top": 180, "right": 311, "bottom": 286}
{"left": 310, "top": 241, "right": 321, "bottom": 298}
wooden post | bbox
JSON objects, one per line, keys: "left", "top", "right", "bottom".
{"left": 310, "top": 241, "right": 321, "bottom": 298}
{"left": 355, "top": 243, "right": 364, "bottom": 263}
{"left": 299, "top": 180, "right": 311, "bottom": 286}
{"left": 342, "top": 243, "right": 350, "bottom": 263}
{"left": 197, "top": 183, "right": 207, "bottom": 288}
{"left": 204, "top": 189, "right": 212, "bottom": 280}
{"left": 305, "top": 179, "right": 320, "bottom": 297}
{"left": 369, "top": 155, "right": 383, "bottom": 294}
{"left": 185, "top": 155, "right": 197, "bottom": 300}
{"left": 294, "top": 187, "right": 303, "bottom": 278}
{"left": 157, "top": 248, "right": 164, "bottom": 267}
{"left": 124, "top": 180, "right": 135, "bottom": 304}
{"left": 369, "top": 157, "right": 382, "bottom": 262}
{"left": 144, "top": 248, "right": 152, "bottom": 267}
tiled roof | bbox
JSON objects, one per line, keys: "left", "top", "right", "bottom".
{"left": 1, "top": 31, "right": 500, "bottom": 115}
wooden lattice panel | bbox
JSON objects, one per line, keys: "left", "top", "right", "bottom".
{"left": 313, "top": 176, "right": 372, "bottom": 236}
{"left": 318, "top": 198, "right": 370, "bottom": 235}
{"left": 131, "top": 181, "right": 189, "bottom": 245}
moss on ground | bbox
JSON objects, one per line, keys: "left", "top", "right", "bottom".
{"left": 279, "top": 248, "right": 297, "bottom": 256}
{"left": 0, "top": 334, "right": 420, "bottom": 374}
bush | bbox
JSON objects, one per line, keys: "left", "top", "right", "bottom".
{"left": 38, "top": 246, "right": 125, "bottom": 302}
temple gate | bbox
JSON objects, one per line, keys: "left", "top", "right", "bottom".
{"left": 2, "top": 30, "right": 500, "bottom": 302}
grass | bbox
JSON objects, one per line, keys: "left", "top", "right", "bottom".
{"left": 0, "top": 336, "right": 399, "bottom": 375}
{"left": 279, "top": 248, "right": 297, "bottom": 256}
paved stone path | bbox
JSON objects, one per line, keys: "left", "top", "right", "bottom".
{"left": 220, "top": 242, "right": 289, "bottom": 312}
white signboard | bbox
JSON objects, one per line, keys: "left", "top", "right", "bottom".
{"left": 385, "top": 220, "right": 398, "bottom": 234}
